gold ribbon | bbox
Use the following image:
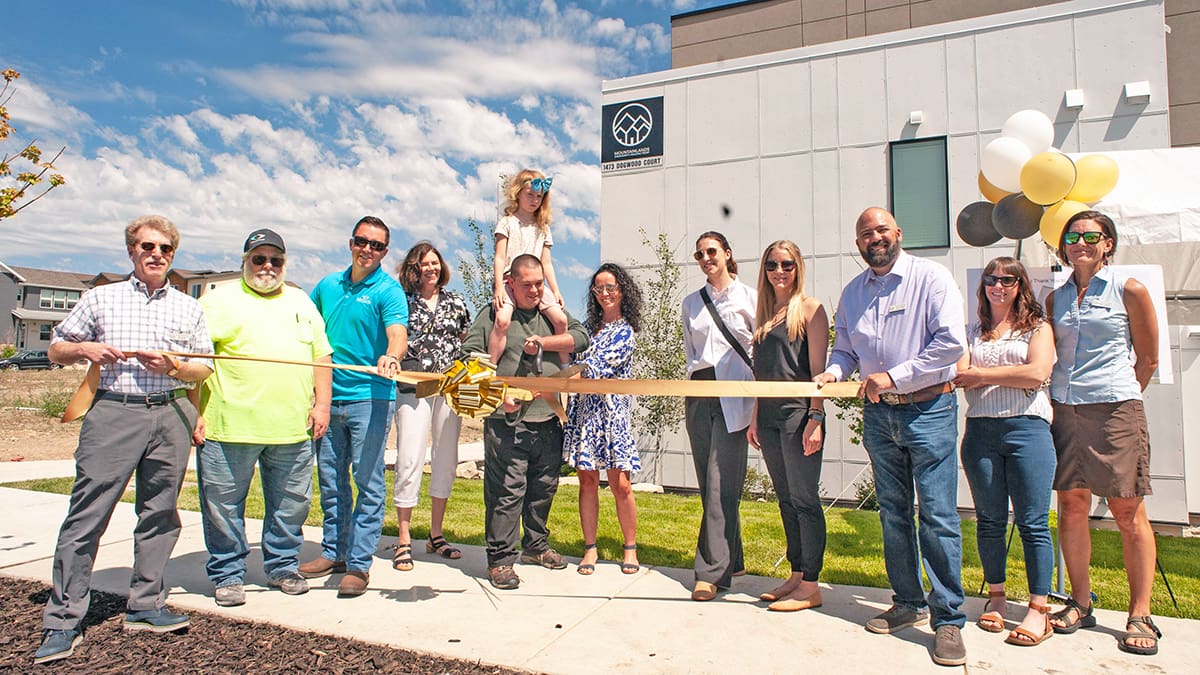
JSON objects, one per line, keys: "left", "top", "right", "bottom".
{"left": 61, "top": 351, "right": 862, "bottom": 423}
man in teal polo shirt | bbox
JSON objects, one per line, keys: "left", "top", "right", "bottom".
{"left": 300, "top": 216, "right": 408, "bottom": 597}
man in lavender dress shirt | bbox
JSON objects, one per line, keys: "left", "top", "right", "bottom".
{"left": 814, "top": 207, "right": 968, "bottom": 667}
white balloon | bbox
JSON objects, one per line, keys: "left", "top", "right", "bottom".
{"left": 1002, "top": 109, "right": 1055, "bottom": 155}
{"left": 981, "top": 137, "right": 1032, "bottom": 193}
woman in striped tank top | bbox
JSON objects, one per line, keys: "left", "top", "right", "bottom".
{"left": 953, "top": 257, "right": 1056, "bottom": 647}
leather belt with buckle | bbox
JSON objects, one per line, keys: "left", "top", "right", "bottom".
{"left": 878, "top": 381, "right": 954, "bottom": 406}
{"left": 97, "top": 388, "right": 186, "bottom": 407}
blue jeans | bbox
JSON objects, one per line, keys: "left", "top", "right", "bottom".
{"left": 315, "top": 399, "right": 393, "bottom": 572}
{"left": 197, "top": 439, "right": 313, "bottom": 587}
{"left": 862, "top": 392, "right": 965, "bottom": 628}
{"left": 961, "top": 415, "right": 1056, "bottom": 596}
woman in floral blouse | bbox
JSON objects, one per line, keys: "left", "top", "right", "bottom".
{"left": 563, "top": 263, "right": 643, "bottom": 575}
{"left": 391, "top": 242, "right": 471, "bottom": 571}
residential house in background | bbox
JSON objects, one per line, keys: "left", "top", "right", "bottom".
{"left": 0, "top": 263, "right": 91, "bottom": 351}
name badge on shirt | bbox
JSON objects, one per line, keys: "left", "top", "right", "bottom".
{"left": 887, "top": 303, "right": 907, "bottom": 315}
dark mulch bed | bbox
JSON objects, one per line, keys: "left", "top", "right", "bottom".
{"left": 1, "top": 576, "right": 527, "bottom": 673}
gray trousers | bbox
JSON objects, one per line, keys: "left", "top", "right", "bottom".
{"left": 483, "top": 417, "right": 562, "bottom": 568}
{"left": 685, "top": 395, "right": 747, "bottom": 587}
{"left": 43, "top": 397, "right": 197, "bottom": 630}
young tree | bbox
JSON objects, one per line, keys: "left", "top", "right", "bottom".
{"left": 457, "top": 217, "right": 493, "bottom": 316}
{"left": 1, "top": 69, "right": 66, "bottom": 220}
{"left": 630, "top": 228, "right": 688, "bottom": 483}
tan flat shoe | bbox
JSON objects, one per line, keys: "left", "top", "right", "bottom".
{"left": 760, "top": 581, "right": 799, "bottom": 602}
{"left": 692, "top": 581, "right": 718, "bottom": 601}
{"left": 768, "top": 590, "right": 823, "bottom": 612}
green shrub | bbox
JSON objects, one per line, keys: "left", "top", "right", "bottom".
{"left": 742, "top": 465, "right": 776, "bottom": 502}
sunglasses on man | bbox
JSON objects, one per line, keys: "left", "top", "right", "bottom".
{"left": 1063, "top": 231, "right": 1106, "bottom": 246}
{"left": 352, "top": 235, "right": 387, "bottom": 252}
{"left": 137, "top": 242, "right": 175, "bottom": 255}
{"left": 251, "top": 255, "right": 285, "bottom": 267}
{"left": 981, "top": 274, "right": 1019, "bottom": 288}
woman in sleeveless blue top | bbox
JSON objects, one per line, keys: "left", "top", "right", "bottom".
{"left": 1046, "top": 211, "right": 1162, "bottom": 656}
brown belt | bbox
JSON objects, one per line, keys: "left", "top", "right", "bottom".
{"left": 878, "top": 381, "right": 954, "bottom": 406}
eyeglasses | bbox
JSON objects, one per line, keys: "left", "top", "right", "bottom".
{"left": 981, "top": 274, "right": 1019, "bottom": 288}
{"left": 693, "top": 247, "right": 721, "bottom": 261}
{"left": 1063, "top": 231, "right": 1106, "bottom": 246}
{"left": 351, "top": 235, "right": 387, "bottom": 252}
{"left": 138, "top": 242, "right": 175, "bottom": 255}
{"left": 251, "top": 255, "right": 285, "bottom": 267}
{"left": 764, "top": 260, "right": 796, "bottom": 273}
{"left": 591, "top": 283, "right": 619, "bottom": 296}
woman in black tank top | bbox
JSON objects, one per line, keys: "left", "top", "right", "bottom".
{"left": 746, "top": 239, "right": 830, "bottom": 612}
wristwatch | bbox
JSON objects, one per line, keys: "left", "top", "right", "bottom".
{"left": 806, "top": 409, "right": 826, "bottom": 423}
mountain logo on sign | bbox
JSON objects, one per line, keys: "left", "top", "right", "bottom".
{"left": 612, "top": 103, "right": 653, "bottom": 147}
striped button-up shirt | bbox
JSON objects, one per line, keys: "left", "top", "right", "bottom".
{"left": 52, "top": 276, "right": 213, "bottom": 394}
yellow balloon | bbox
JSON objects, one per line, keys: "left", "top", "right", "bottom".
{"left": 1040, "top": 200, "right": 1089, "bottom": 248}
{"left": 978, "top": 171, "right": 1010, "bottom": 204}
{"left": 1020, "top": 152, "right": 1077, "bottom": 205}
{"left": 1066, "top": 154, "right": 1119, "bottom": 203}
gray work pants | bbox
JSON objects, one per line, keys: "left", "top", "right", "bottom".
{"left": 43, "top": 396, "right": 196, "bottom": 630}
{"left": 483, "top": 417, "right": 562, "bottom": 568}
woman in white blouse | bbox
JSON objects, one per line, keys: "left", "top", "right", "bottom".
{"left": 680, "top": 230, "right": 756, "bottom": 601}
{"left": 954, "top": 257, "right": 1056, "bottom": 647}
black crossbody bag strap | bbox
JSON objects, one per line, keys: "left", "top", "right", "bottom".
{"left": 700, "top": 287, "right": 752, "bottom": 370}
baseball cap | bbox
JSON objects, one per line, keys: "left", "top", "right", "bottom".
{"left": 243, "top": 228, "right": 286, "bottom": 253}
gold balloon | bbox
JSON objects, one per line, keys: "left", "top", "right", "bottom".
{"left": 1066, "top": 154, "right": 1119, "bottom": 203}
{"left": 978, "top": 171, "right": 1010, "bottom": 204}
{"left": 1020, "top": 152, "right": 1077, "bottom": 206}
{"left": 1040, "top": 200, "right": 1089, "bottom": 248}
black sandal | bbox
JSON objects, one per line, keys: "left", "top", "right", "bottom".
{"left": 620, "top": 544, "right": 640, "bottom": 574}
{"left": 1050, "top": 597, "right": 1096, "bottom": 634}
{"left": 426, "top": 535, "right": 462, "bottom": 560}
{"left": 577, "top": 543, "right": 597, "bottom": 576}
{"left": 392, "top": 543, "right": 414, "bottom": 571}
{"left": 1118, "top": 615, "right": 1162, "bottom": 656}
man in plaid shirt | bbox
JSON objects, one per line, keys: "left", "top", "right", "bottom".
{"left": 35, "top": 215, "right": 213, "bottom": 665}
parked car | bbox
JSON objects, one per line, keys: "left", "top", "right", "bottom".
{"left": 0, "top": 350, "right": 59, "bottom": 370}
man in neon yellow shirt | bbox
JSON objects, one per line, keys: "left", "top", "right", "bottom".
{"left": 196, "top": 229, "right": 333, "bottom": 608}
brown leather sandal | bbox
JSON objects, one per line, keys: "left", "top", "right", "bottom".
{"left": 976, "top": 590, "right": 1006, "bottom": 633}
{"left": 1005, "top": 601, "right": 1054, "bottom": 646}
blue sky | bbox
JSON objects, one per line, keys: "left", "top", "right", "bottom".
{"left": 1, "top": 0, "right": 720, "bottom": 315}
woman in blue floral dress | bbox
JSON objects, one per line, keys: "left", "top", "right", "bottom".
{"left": 563, "top": 263, "right": 643, "bottom": 576}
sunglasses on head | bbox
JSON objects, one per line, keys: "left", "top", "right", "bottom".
{"left": 138, "top": 241, "right": 175, "bottom": 255}
{"left": 251, "top": 254, "right": 285, "bottom": 267}
{"left": 591, "top": 283, "right": 619, "bottom": 296}
{"left": 693, "top": 247, "right": 722, "bottom": 261}
{"left": 764, "top": 260, "right": 796, "bottom": 273}
{"left": 982, "top": 274, "right": 1019, "bottom": 288}
{"left": 1063, "top": 231, "right": 1106, "bottom": 246}
{"left": 351, "top": 235, "right": 387, "bottom": 251}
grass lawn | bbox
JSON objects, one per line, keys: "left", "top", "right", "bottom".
{"left": 9, "top": 472, "right": 1199, "bottom": 619}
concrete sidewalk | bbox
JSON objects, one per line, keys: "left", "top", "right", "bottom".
{"left": 1, "top": 461, "right": 1194, "bottom": 673}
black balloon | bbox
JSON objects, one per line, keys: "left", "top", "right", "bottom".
{"left": 956, "top": 201, "right": 1001, "bottom": 247}
{"left": 992, "top": 193, "right": 1043, "bottom": 239}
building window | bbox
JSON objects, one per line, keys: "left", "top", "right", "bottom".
{"left": 40, "top": 324, "right": 52, "bottom": 341}
{"left": 191, "top": 285, "right": 202, "bottom": 298}
{"left": 889, "top": 137, "right": 949, "bottom": 249}
{"left": 53, "top": 290, "right": 68, "bottom": 309}
{"left": 66, "top": 290, "right": 80, "bottom": 308}
{"left": 39, "top": 289, "right": 53, "bottom": 308}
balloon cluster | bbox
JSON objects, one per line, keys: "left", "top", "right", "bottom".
{"left": 958, "top": 110, "right": 1119, "bottom": 249}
